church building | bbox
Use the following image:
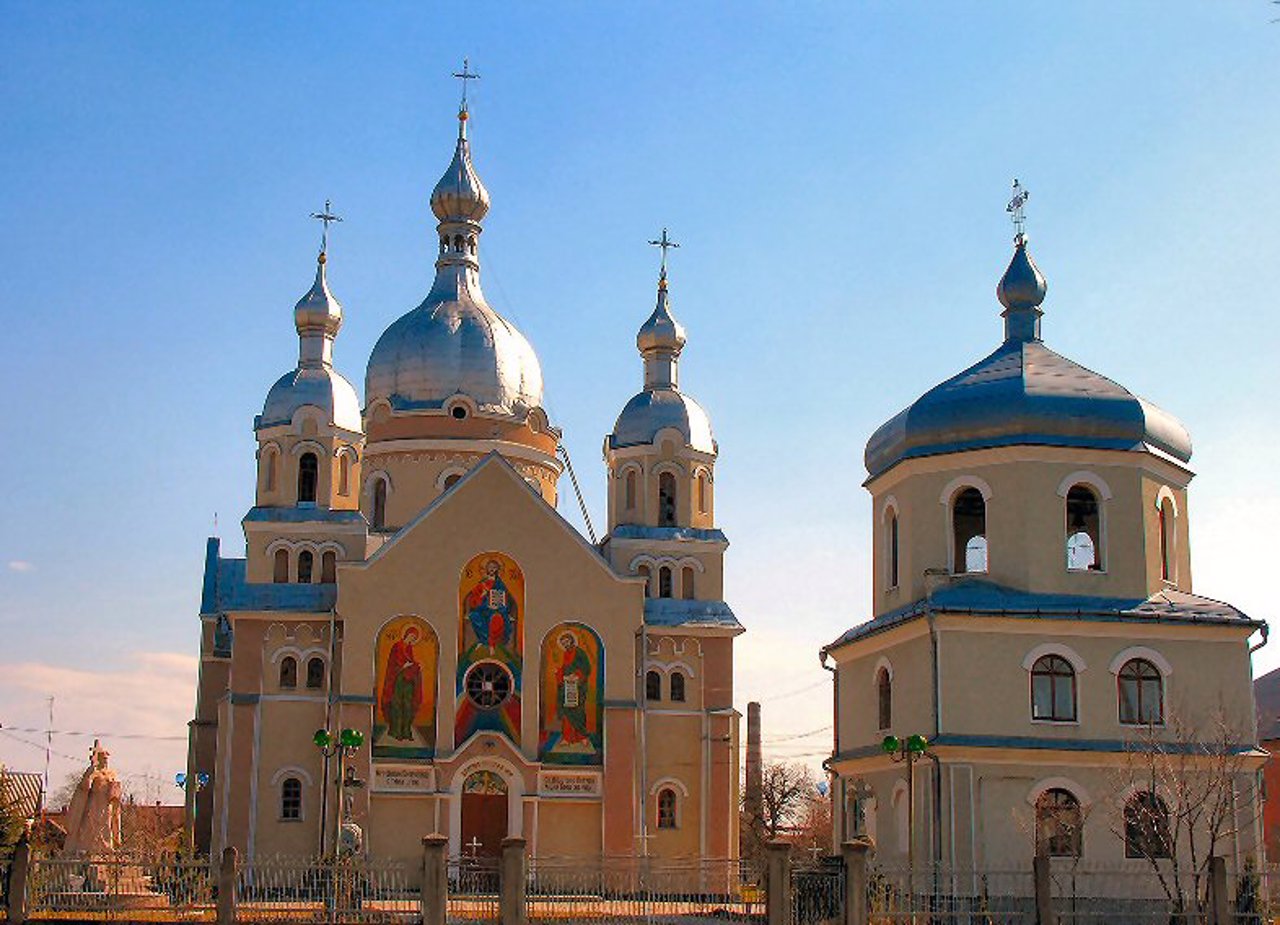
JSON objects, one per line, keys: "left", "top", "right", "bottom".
{"left": 823, "top": 203, "right": 1267, "bottom": 871}
{"left": 186, "top": 89, "right": 741, "bottom": 865}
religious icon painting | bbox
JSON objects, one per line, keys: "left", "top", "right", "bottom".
{"left": 538, "top": 622, "right": 604, "bottom": 765}
{"left": 456, "top": 552, "right": 524, "bottom": 745}
{"left": 372, "top": 616, "right": 438, "bottom": 760}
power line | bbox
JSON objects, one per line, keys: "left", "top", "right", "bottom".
{"left": 0, "top": 725, "right": 186, "bottom": 742}
{"left": 750, "top": 678, "right": 829, "bottom": 703}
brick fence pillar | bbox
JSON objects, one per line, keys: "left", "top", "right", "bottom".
{"left": 765, "top": 840, "right": 791, "bottom": 925}
{"left": 1033, "top": 852, "right": 1053, "bottom": 925}
{"left": 215, "top": 846, "right": 237, "bottom": 925}
{"left": 500, "top": 836, "right": 527, "bottom": 925}
{"left": 6, "top": 836, "right": 31, "bottom": 925}
{"left": 841, "top": 839, "right": 870, "bottom": 925}
{"left": 421, "top": 835, "right": 447, "bottom": 925}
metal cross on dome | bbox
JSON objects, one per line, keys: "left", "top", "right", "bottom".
{"left": 648, "top": 227, "right": 680, "bottom": 281}
{"left": 453, "top": 58, "right": 480, "bottom": 109}
{"left": 310, "top": 199, "right": 342, "bottom": 255}
{"left": 1006, "top": 179, "right": 1030, "bottom": 239}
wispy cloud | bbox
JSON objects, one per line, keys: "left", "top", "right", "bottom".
{"left": 7, "top": 561, "right": 35, "bottom": 572}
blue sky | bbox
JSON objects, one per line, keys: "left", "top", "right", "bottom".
{"left": 2, "top": 3, "right": 1279, "bottom": 791}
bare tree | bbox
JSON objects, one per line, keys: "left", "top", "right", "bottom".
{"left": 758, "top": 760, "right": 818, "bottom": 840}
{"left": 1106, "top": 707, "right": 1262, "bottom": 919}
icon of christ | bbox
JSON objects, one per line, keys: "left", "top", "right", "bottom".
{"left": 464, "top": 559, "right": 517, "bottom": 654}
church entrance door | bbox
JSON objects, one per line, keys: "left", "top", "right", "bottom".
{"left": 460, "top": 770, "right": 509, "bottom": 859}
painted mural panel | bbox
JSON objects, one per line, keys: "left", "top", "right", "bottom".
{"left": 539, "top": 623, "right": 604, "bottom": 765}
{"left": 373, "top": 616, "right": 438, "bottom": 760}
{"left": 456, "top": 552, "right": 524, "bottom": 744}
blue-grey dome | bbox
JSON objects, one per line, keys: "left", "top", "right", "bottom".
{"left": 260, "top": 366, "right": 363, "bottom": 432}
{"left": 611, "top": 389, "right": 716, "bottom": 454}
{"left": 864, "top": 238, "right": 1192, "bottom": 478}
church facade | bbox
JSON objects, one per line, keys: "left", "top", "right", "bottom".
{"left": 824, "top": 220, "right": 1267, "bottom": 871}
{"left": 186, "top": 98, "right": 741, "bottom": 865}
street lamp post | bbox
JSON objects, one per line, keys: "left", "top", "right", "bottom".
{"left": 312, "top": 728, "right": 365, "bottom": 857}
{"left": 175, "top": 771, "right": 210, "bottom": 856}
{"left": 882, "top": 733, "right": 930, "bottom": 918}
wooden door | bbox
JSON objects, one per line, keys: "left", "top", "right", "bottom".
{"left": 460, "top": 791, "right": 508, "bottom": 858}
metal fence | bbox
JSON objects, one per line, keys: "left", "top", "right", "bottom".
{"left": 25, "top": 853, "right": 215, "bottom": 921}
{"left": 867, "top": 866, "right": 1035, "bottom": 924}
{"left": 447, "top": 856, "right": 498, "bottom": 923}
{"left": 791, "top": 861, "right": 844, "bottom": 925}
{"left": 526, "top": 857, "right": 765, "bottom": 924}
{"left": 237, "top": 855, "right": 417, "bottom": 924}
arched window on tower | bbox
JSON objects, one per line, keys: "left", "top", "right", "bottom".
{"left": 887, "top": 511, "right": 900, "bottom": 589}
{"left": 305, "top": 657, "right": 325, "bottom": 689}
{"left": 697, "top": 471, "right": 709, "bottom": 514}
{"left": 338, "top": 453, "right": 350, "bottom": 497}
{"left": 1031, "top": 655, "right": 1077, "bottom": 722}
{"left": 296, "top": 550, "right": 313, "bottom": 584}
{"left": 625, "top": 470, "right": 637, "bottom": 511}
{"left": 321, "top": 550, "right": 337, "bottom": 583}
{"left": 1158, "top": 495, "right": 1176, "bottom": 582}
{"left": 658, "top": 566, "right": 673, "bottom": 599}
{"left": 279, "top": 656, "right": 297, "bottom": 689}
{"left": 1066, "top": 485, "right": 1101, "bottom": 571}
{"left": 263, "top": 447, "right": 278, "bottom": 493}
{"left": 1119, "top": 658, "right": 1163, "bottom": 725}
{"left": 681, "top": 567, "right": 695, "bottom": 600}
{"left": 876, "top": 667, "right": 892, "bottom": 731}
{"left": 658, "top": 473, "right": 677, "bottom": 527}
{"left": 657, "top": 788, "right": 677, "bottom": 829}
{"left": 637, "top": 565, "right": 652, "bottom": 598}
{"left": 273, "top": 549, "right": 289, "bottom": 584}
{"left": 1036, "top": 789, "right": 1082, "bottom": 857}
{"left": 280, "top": 777, "right": 302, "bottom": 821}
{"left": 646, "top": 670, "right": 661, "bottom": 702}
{"left": 952, "top": 487, "right": 987, "bottom": 574}
{"left": 372, "top": 479, "right": 387, "bottom": 531}
{"left": 297, "top": 453, "right": 318, "bottom": 504}
{"left": 670, "top": 671, "right": 686, "bottom": 703}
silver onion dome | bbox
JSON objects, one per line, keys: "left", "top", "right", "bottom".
{"left": 864, "top": 235, "right": 1191, "bottom": 478}
{"left": 365, "top": 108, "right": 544, "bottom": 418}
{"left": 259, "top": 254, "right": 363, "bottom": 432}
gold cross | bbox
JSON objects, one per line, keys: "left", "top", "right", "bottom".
{"left": 648, "top": 227, "right": 680, "bottom": 281}
{"left": 309, "top": 199, "right": 342, "bottom": 255}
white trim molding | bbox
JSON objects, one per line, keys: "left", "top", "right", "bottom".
{"left": 938, "top": 475, "right": 993, "bottom": 505}
{"left": 1021, "top": 643, "right": 1087, "bottom": 674}
{"left": 873, "top": 655, "right": 894, "bottom": 684}
{"left": 1109, "top": 646, "right": 1172, "bottom": 677}
{"left": 1154, "top": 485, "right": 1180, "bottom": 516}
{"left": 1026, "top": 776, "right": 1092, "bottom": 807}
{"left": 1057, "top": 471, "right": 1113, "bottom": 501}
{"left": 271, "top": 765, "right": 315, "bottom": 788}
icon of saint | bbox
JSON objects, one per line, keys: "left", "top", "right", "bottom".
{"left": 555, "top": 631, "right": 592, "bottom": 746}
{"left": 381, "top": 625, "right": 424, "bottom": 741}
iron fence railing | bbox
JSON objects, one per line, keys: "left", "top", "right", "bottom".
{"left": 26, "top": 853, "right": 216, "bottom": 921}
{"left": 790, "top": 860, "right": 844, "bottom": 925}
{"left": 236, "top": 855, "right": 416, "bottom": 924}
{"left": 446, "top": 855, "right": 499, "bottom": 923}
{"left": 526, "top": 857, "right": 765, "bottom": 924}
{"left": 868, "top": 865, "right": 1035, "bottom": 924}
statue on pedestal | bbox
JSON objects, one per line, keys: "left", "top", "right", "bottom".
{"left": 63, "top": 740, "right": 123, "bottom": 856}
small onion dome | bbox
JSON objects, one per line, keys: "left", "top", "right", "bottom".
{"left": 636, "top": 281, "right": 687, "bottom": 354}
{"left": 294, "top": 254, "right": 342, "bottom": 339}
{"left": 611, "top": 389, "right": 716, "bottom": 455}
{"left": 997, "top": 234, "right": 1047, "bottom": 311}
{"left": 260, "top": 366, "right": 362, "bottom": 433}
{"left": 430, "top": 113, "right": 490, "bottom": 223}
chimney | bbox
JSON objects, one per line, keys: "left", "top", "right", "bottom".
{"left": 745, "top": 701, "right": 762, "bottom": 822}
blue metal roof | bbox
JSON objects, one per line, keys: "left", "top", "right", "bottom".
{"left": 199, "top": 537, "right": 336, "bottom": 616}
{"left": 644, "top": 598, "right": 741, "bottom": 629}
{"left": 242, "top": 506, "right": 367, "bottom": 525}
{"left": 609, "top": 524, "right": 728, "bottom": 544}
{"left": 825, "top": 579, "right": 1261, "bottom": 652}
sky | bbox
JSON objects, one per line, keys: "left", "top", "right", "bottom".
{"left": 2, "top": 2, "right": 1279, "bottom": 800}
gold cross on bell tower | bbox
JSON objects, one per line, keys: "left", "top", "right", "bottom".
{"left": 1006, "top": 179, "right": 1030, "bottom": 242}
{"left": 309, "top": 199, "right": 342, "bottom": 258}
{"left": 648, "top": 227, "right": 680, "bottom": 288}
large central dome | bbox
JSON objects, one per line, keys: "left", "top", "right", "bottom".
{"left": 365, "top": 108, "right": 545, "bottom": 419}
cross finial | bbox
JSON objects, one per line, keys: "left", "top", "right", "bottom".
{"left": 310, "top": 199, "right": 343, "bottom": 258}
{"left": 648, "top": 227, "right": 680, "bottom": 286}
{"left": 453, "top": 58, "right": 481, "bottom": 112}
{"left": 1006, "top": 179, "right": 1030, "bottom": 242}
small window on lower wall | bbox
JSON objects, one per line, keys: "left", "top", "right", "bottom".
{"left": 296, "top": 551, "right": 313, "bottom": 584}
{"left": 273, "top": 549, "right": 289, "bottom": 584}
{"left": 657, "top": 788, "right": 677, "bottom": 829}
{"left": 646, "top": 670, "right": 661, "bottom": 702}
{"left": 670, "top": 671, "right": 686, "bottom": 702}
{"left": 1035, "top": 788, "right": 1082, "bottom": 857}
{"left": 305, "top": 657, "right": 325, "bottom": 689}
{"left": 280, "top": 777, "right": 302, "bottom": 821}
{"left": 1125, "top": 791, "right": 1171, "bottom": 859}
{"left": 279, "top": 657, "right": 297, "bottom": 689}
{"left": 321, "top": 550, "right": 337, "bottom": 583}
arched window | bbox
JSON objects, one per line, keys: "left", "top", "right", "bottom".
{"left": 338, "top": 453, "right": 350, "bottom": 496}
{"left": 279, "top": 656, "right": 298, "bottom": 689}
{"left": 646, "top": 670, "right": 661, "bottom": 702}
{"left": 1118, "top": 659, "right": 1163, "bottom": 725}
{"left": 1124, "top": 792, "right": 1171, "bottom": 859}
{"left": 372, "top": 479, "right": 387, "bottom": 531}
{"left": 875, "top": 666, "right": 893, "bottom": 730}
{"left": 1158, "top": 496, "right": 1176, "bottom": 582}
{"left": 280, "top": 777, "right": 302, "bottom": 821}
{"left": 697, "top": 472, "right": 709, "bottom": 514}
{"left": 305, "top": 657, "right": 325, "bottom": 689}
{"left": 657, "top": 788, "right": 677, "bottom": 829}
{"left": 952, "top": 487, "right": 987, "bottom": 574}
{"left": 658, "top": 566, "right": 673, "bottom": 599}
{"left": 297, "top": 453, "right": 318, "bottom": 503}
{"left": 296, "top": 550, "right": 314, "bottom": 584}
{"left": 625, "top": 470, "right": 637, "bottom": 510}
{"left": 681, "top": 566, "right": 695, "bottom": 600}
{"left": 273, "top": 549, "right": 289, "bottom": 584}
{"left": 1066, "top": 485, "right": 1101, "bottom": 571}
{"left": 1036, "top": 789, "right": 1082, "bottom": 857}
{"left": 888, "top": 512, "right": 900, "bottom": 589}
{"left": 670, "top": 671, "right": 686, "bottom": 703}
{"left": 1031, "top": 655, "right": 1077, "bottom": 722}
{"left": 263, "top": 448, "right": 278, "bottom": 492}
{"left": 637, "top": 565, "right": 652, "bottom": 598}
{"left": 321, "top": 550, "right": 337, "bottom": 583}
{"left": 658, "top": 472, "right": 677, "bottom": 527}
